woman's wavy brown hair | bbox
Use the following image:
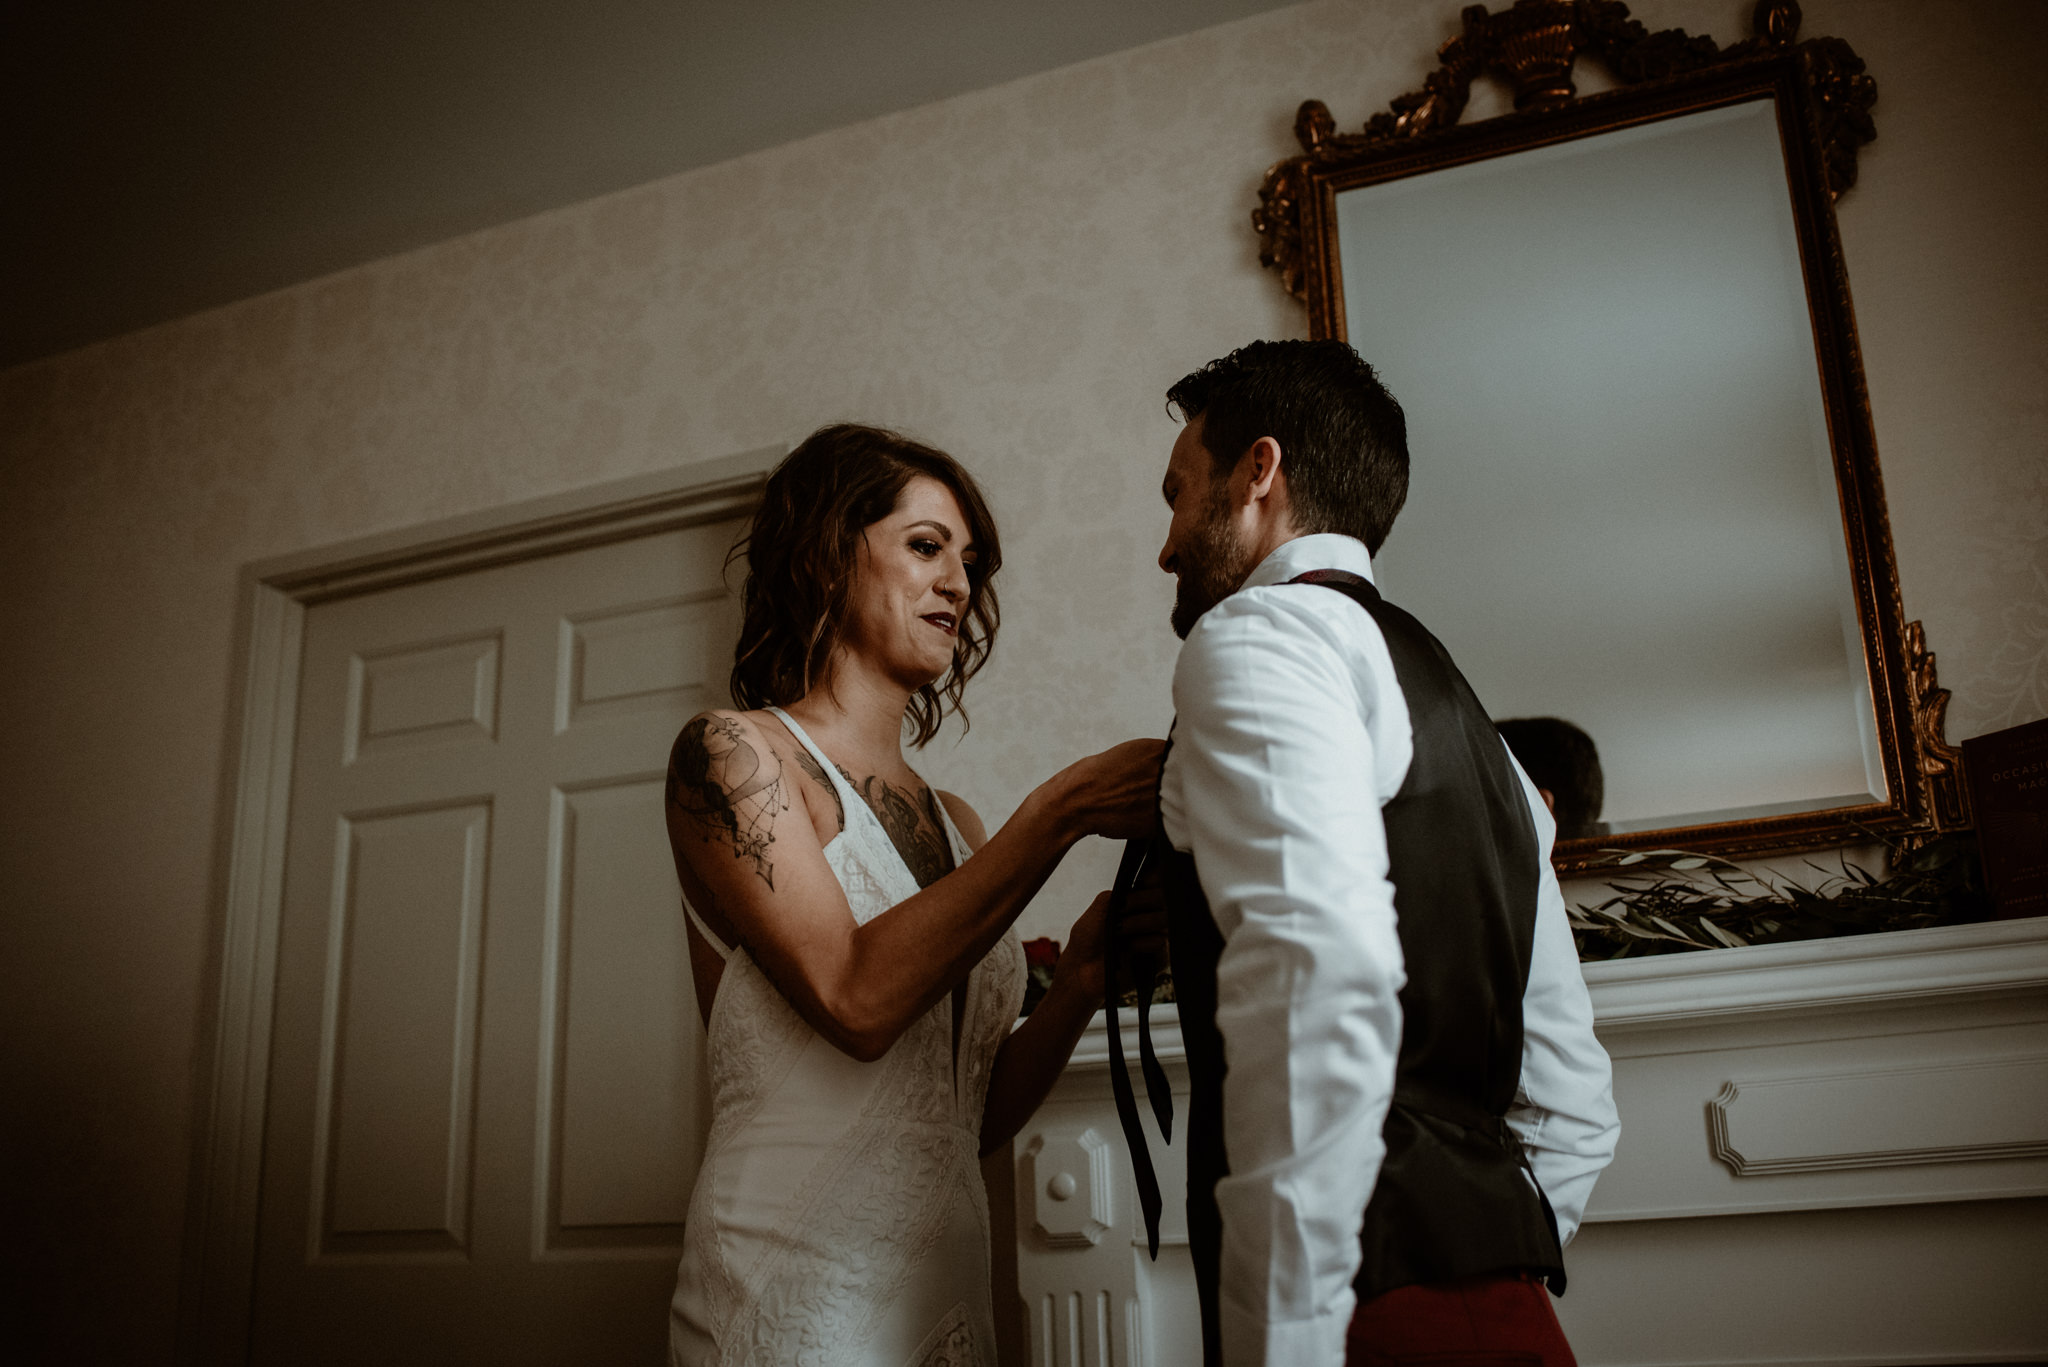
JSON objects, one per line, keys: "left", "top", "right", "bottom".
{"left": 729, "top": 424, "right": 1002, "bottom": 747}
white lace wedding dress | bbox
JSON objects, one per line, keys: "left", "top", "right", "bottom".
{"left": 670, "top": 708, "right": 1025, "bottom": 1367}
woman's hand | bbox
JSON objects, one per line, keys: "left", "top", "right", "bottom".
{"left": 1051, "top": 738, "right": 1166, "bottom": 842}
{"left": 1047, "top": 887, "right": 1168, "bottom": 1008}
{"left": 980, "top": 884, "right": 1171, "bottom": 1153}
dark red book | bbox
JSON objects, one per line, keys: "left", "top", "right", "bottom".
{"left": 1962, "top": 717, "right": 2048, "bottom": 920}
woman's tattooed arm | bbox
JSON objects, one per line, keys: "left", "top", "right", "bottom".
{"left": 666, "top": 714, "right": 789, "bottom": 889}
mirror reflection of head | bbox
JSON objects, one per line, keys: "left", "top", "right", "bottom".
{"left": 1496, "top": 717, "right": 1606, "bottom": 840}
{"left": 1158, "top": 339, "right": 1409, "bottom": 639}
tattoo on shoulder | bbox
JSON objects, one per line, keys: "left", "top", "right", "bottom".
{"left": 850, "top": 774, "right": 955, "bottom": 889}
{"left": 789, "top": 745, "right": 846, "bottom": 833}
{"left": 667, "top": 715, "right": 788, "bottom": 889}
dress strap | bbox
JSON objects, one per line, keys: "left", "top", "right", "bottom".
{"left": 767, "top": 703, "right": 964, "bottom": 886}
{"left": 927, "top": 785, "right": 973, "bottom": 867}
{"left": 764, "top": 705, "right": 861, "bottom": 811}
{"left": 681, "top": 893, "right": 735, "bottom": 961}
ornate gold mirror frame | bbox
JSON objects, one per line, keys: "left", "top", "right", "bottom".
{"left": 1252, "top": 0, "right": 1968, "bottom": 871}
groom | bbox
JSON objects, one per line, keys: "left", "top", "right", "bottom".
{"left": 1149, "top": 340, "right": 1619, "bottom": 1366}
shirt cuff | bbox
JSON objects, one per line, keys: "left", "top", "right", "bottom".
{"left": 1220, "top": 1298, "right": 1354, "bottom": 1367}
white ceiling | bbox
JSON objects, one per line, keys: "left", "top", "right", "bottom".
{"left": 1, "top": 0, "right": 1300, "bottom": 369}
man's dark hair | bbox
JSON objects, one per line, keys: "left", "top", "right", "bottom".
{"left": 1165, "top": 339, "right": 1410, "bottom": 554}
{"left": 1497, "top": 717, "right": 1606, "bottom": 840}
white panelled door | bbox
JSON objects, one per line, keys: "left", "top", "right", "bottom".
{"left": 251, "top": 518, "right": 745, "bottom": 1365}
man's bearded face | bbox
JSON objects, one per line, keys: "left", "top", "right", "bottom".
{"left": 1169, "top": 484, "right": 1257, "bottom": 638}
{"left": 1161, "top": 419, "right": 1260, "bottom": 639}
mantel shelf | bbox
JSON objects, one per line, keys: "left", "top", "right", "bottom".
{"left": 1059, "top": 917, "right": 2048, "bottom": 1070}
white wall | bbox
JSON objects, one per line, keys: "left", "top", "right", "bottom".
{"left": 0, "top": 2, "right": 2042, "bottom": 1361}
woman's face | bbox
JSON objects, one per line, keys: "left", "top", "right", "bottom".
{"left": 842, "top": 475, "right": 978, "bottom": 689}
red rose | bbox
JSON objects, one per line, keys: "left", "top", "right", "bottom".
{"left": 1023, "top": 937, "right": 1061, "bottom": 970}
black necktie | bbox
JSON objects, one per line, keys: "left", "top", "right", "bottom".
{"left": 1104, "top": 835, "right": 1173, "bottom": 1258}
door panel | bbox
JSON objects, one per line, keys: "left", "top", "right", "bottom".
{"left": 251, "top": 518, "right": 744, "bottom": 1365}
{"left": 543, "top": 778, "right": 704, "bottom": 1249}
{"left": 558, "top": 592, "right": 728, "bottom": 733}
{"left": 320, "top": 800, "right": 489, "bottom": 1254}
{"left": 346, "top": 632, "right": 503, "bottom": 761}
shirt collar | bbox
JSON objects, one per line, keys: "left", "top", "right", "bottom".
{"left": 1240, "top": 533, "right": 1375, "bottom": 591}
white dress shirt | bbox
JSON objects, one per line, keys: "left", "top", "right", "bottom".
{"left": 1159, "top": 533, "right": 1619, "bottom": 1367}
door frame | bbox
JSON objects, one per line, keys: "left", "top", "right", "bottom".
{"left": 179, "top": 448, "right": 778, "bottom": 1364}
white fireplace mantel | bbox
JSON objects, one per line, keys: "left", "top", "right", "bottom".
{"left": 1011, "top": 918, "right": 2048, "bottom": 1367}
{"left": 1582, "top": 916, "right": 2048, "bottom": 1026}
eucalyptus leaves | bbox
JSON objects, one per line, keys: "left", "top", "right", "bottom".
{"left": 1568, "top": 834, "right": 1993, "bottom": 961}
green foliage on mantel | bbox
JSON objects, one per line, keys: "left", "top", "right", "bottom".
{"left": 1569, "top": 833, "right": 1996, "bottom": 961}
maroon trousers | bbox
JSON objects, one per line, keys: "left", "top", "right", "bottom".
{"left": 1345, "top": 1272, "right": 1578, "bottom": 1367}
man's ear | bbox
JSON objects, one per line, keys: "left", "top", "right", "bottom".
{"left": 1242, "top": 436, "right": 1284, "bottom": 502}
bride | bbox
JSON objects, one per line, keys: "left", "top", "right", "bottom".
{"left": 664, "top": 423, "right": 1162, "bottom": 1366}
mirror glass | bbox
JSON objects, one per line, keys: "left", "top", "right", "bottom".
{"left": 1338, "top": 97, "right": 1886, "bottom": 834}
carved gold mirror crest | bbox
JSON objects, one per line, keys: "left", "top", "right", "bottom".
{"left": 1252, "top": 0, "right": 1966, "bottom": 871}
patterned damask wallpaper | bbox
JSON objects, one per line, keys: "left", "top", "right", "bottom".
{"left": 0, "top": 1, "right": 2041, "bottom": 1359}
